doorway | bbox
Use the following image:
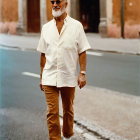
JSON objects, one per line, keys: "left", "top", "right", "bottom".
{"left": 79, "top": 0, "right": 100, "bottom": 32}
{"left": 27, "top": 0, "right": 41, "bottom": 33}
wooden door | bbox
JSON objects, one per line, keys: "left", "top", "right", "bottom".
{"left": 27, "top": 0, "right": 40, "bottom": 33}
{"left": 80, "top": 0, "right": 100, "bottom": 32}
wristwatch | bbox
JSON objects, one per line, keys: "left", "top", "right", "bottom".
{"left": 80, "top": 71, "right": 86, "bottom": 75}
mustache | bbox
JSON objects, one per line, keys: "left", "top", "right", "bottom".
{"left": 53, "top": 6, "right": 61, "bottom": 10}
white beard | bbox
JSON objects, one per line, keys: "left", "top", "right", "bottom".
{"left": 52, "top": 7, "right": 66, "bottom": 18}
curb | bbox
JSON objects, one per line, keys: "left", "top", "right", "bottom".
{"left": 0, "top": 43, "right": 36, "bottom": 52}
{"left": 59, "top": 112, "right": 127, "bottom": 140}
{"left": 89, "top": 49, "right": 140, "bottom": 56}
{"left": 0, "top": 43, "right": 139, "bottom": 55}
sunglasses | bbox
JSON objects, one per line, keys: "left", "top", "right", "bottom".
{"left": 50, "top": 0, "right": 62, "bottom": 5}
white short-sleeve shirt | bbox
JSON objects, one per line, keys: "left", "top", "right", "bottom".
{"left": 37, "top": 15, "right": 91, "bottom": 87}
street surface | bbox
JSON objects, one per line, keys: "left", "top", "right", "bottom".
{"left": 86, "top": 51, "right": 140, "bottom": 96}
{"left": 0, "top": 46, "right": 140, "bottom": 140}
{"left": 0, "top": 47, "right": 49, "bottom": 140}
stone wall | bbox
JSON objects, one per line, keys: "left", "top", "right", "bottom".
{"left": 47, "top": 0, "right": 53, "bottom": 21}
{"left": 0, "top": 0, "right": 18, "bottom": 34}
{"left": 0, "top": 0, "right": 139, "bottom": 38}
{"left": 125, "top": 0, "right": 140, "bottom": 38}
{"left": 107, "top": 0, "right": 140, "bottom": 38}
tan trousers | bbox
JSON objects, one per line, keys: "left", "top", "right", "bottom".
{"left": 42, "top": 85, "right": 75, "bottom": 140}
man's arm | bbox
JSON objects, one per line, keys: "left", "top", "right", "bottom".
{"left": 40, "top": 53, "right": 46, "bottom": 91}
{"left": 78, "top": 51, "right": 87, "bottom": 89}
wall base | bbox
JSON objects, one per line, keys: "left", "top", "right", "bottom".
{"left": 99, "top": 18, "right": 107, "bottom": 38}
{"left": 0, "top": 22, "right": 17, "bottom": 34}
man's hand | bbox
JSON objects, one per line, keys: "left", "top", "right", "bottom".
{"left": 39, "top": 80, "right": 44, "bottom": 91}
{"left": 39, "top": 53, "right": 46, "bottom": 91}
{"left": 78, "top": 73, "right": 86, "bottom": 89}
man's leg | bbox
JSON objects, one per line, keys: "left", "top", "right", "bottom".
{"left": 43, "top": 86, "right": 61, "bottom": 140}
{"left": 60, "top": 87, "right": 75, "bottom": 138}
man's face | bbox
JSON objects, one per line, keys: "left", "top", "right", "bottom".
{"left": 51, "top": 0, "right": 67, "bottom": 17}
{"left": 51, "top": 0, "right": 67, "bottom": 11}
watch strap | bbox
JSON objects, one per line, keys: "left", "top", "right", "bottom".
{"left": 80, "top": 71, "right": 86, "bottom": 75}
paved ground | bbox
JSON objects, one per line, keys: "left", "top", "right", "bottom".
{"left": 86, "top": 33, "right": 140, "bottom": 55}
{"left": 73, "top": 86, "right": 140, "bottom": 140}
{"left": 0, "top": 33, "right": 140, "bottom": 55}
{"left": 0, "top": 48, "right": 99, "bottom": 140}
{"left": 0, "top": 33, "right": 140, "bottom": 140}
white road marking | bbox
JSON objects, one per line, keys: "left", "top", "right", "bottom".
{"left": 87, "top": 51, "right": 103, "bottom": 56}
{"left": 22, "top": 72, "right": 40, "bottom": 78}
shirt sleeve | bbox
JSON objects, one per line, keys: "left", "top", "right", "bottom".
{"left": 77, "top": 23, "right": 91, "bottom": 54}
{"left": 37, "top": 26, "right": 47, "bottom": 53}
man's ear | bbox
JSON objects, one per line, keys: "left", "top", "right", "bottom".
{"left": 65, "top": 2, "right": 68, "bottom": 8}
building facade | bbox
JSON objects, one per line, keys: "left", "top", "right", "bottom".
{"left": 0, "top": 0, "right": 140, "bottom": 38}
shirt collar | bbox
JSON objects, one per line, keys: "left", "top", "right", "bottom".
{"left": 53, "top": 14, "right": 69, "bottom": 24}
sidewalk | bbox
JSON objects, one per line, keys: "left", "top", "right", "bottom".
{"left": 87, "top": 33, "right": 140, "bottom": 55}
{"left": 0, "top": 33, "right": 140, "bottom": 55}
{"left": 0, "top": 33, "right": 140, "bottom": 140}
{"left": 72, "top": 86, "right": 140, "bottom": 140}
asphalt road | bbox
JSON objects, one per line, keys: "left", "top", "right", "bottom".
{"left": 1, "top": 48, "right": 139, "bottom": 96}
{"left": 0, "top": 47, "right": 140, "bottom": 140}
{"left": 86, "top": 51, "right": 140, "bottom": 96}
{"left": 0, "top": 48, "right": 49, "bottom": 140}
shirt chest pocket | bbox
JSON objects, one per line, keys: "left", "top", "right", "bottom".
{"left": 62, "top": 37, "right": 77, "bottom": 50}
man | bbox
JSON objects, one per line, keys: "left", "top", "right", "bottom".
{"left": 37, "top": 0, "right": 91, "bottom": 139}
